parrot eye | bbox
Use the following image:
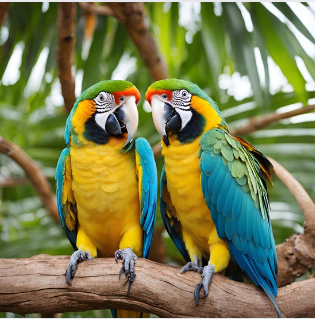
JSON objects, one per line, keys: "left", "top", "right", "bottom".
{"left": 181, "top": 90, "right": 189, "bottom": 98}
{"left": 161, "top": 94, "right": 168, "bottom": 100}
{"left": 94, "top": 92, "right": 115, "bottom": 111}
{"left": 96, "top": 92, "right": 107, "bottom": 104}
{"left": 119, "top": 96, "right": 124, "bottom": 101}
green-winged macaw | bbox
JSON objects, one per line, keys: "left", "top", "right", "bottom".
{"left": 146, "top": 79, "right": 280, "bottom": 317}
{"left": 55, "top": 80, "right": 157, "bottom": 318}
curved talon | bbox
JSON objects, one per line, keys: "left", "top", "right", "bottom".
{"left": 114, "top": 248, "right": 138, "bottom": 295}
{"left": 194, "top": 281, "right": 204, "bottom": 306}
{"left": 193, "top": 264, "right": 215, "bottom": 306}
{"left": 126, "top": 271, "right": 136, "bottom": 296}
{"left": 65, "top": 249, "right": 93, "bottom": 285}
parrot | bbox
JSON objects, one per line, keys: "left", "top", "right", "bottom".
{"left": 146, "top": 79, "right": 280, "bottom": 317}
{"left": 55, "top": 80, "right": 157, "bottom": 318}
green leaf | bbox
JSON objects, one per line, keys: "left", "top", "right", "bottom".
{"left": 222, "top": 3, "right": 264, "bottom": 107}
{"left": 250, "top": 3, "right": 307, "bottom": 104}
{"left": 272, "top": 2, "right": 315, "bottom": 44}
{"left": 200, "top": 2, "right": 225, "bottom": 99}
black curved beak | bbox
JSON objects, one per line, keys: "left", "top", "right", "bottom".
{"left": 105, "top": 107, "right": 126, "bottom": 136}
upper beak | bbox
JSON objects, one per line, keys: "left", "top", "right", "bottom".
{"left": 120, "top": 96, "right": 138, "bottom": 147}
{"left": 151, "top": 96, "right": 183, "bottom": 147}
{"left": 151, "top": 95, "right": 170, "bottom": 146}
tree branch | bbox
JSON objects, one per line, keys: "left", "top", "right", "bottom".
{"left": 0, "top": 136, "right": 59, "bottom": 223}
{"left": 107, "top": 2, "right": 169, "bottom": 81}
{"left": 269, "top": 158, "right": 315, "bottom": 225}
{"left": 57, "top": 3, "right": 77, "bottom": 113}
{"left": 269, "top": 158, "right": 315, "bottom": 287}
{"left": 230, "top": 104, "right": 315, "bottom": 136}
{"left": 78, "top": 2, "right": 115, "bottom": 18}
{"left": 0, "top": 2, "right": 9, "bottom": 26}
{"left": 0, "top": 177, "right": 27, "bottom": 188}
{"left": 1, "top": 255, "right": 315, "bottom": 317}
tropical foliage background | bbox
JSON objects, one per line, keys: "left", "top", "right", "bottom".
{"left": 0, "top": 2, "right": 315, "bottom": 317}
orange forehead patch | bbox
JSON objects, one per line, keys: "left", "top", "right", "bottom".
{"left": 113, "top": 87, "right": 141, "bottom": 105}
{"left": 145, "top": 88, "right": 172, "bottom": 105}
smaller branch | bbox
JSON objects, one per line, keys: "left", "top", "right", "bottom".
{"left": 0, "top": 177, "right": 27, "bottom": 188}
{"left": 0, "top": 2, "right": 9, "bottom": 26}
{"left": 79, "top": 2, "right": 115, "bottom": 17}
{"left": 0, "top": 136, "right": 59, "bottom": 223}
{"left": 57, "top": 3, "right": 77, "bottom": 113}
{"left": 268, "top": 158, "right": 315, "bottom": 287}
{"left": 107, "top": 3, "right": 169, "bottom": 81}
{"left": 230, "top": 104, "right": 315, "bottom": 136}
{"left": 268, "top": 158, "right": 315, "bottom": 225}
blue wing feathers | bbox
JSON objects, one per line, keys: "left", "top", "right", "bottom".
{"left": 200, "top": 129, "right": 279, "bottom": 317}
{"left": 135, "top": 138, "right": 157, "bottom": 259}
{"left": 55, "top": 147, "right": 77, "bottom": 250}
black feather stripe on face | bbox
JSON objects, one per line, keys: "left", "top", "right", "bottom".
{"left": 176, "top": 108, "right": 205, "bottom": 144}
{"left": 84, "top": 113, "right": 110, "bottom": 144}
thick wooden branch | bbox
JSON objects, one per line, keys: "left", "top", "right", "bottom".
{"left": 231, "top": 104, "right": 315, "bottom": 136}
{"left": 1, "top": 255, "right": 315, "bottom": 317}
{"left": 107, "top": 2, "right": 169, "bottom": 81}
{"left": 57, "top": 3, "right": 77, "bottom": 113}
{"left": 0, "top": 136, "right": 59, "bottom": 223}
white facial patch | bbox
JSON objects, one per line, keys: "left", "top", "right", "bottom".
{"left": 95, "top": 112, "right": 110, "bottom": 131}
{"left": 175, "top": 108, "right": 193, "bottom": 131}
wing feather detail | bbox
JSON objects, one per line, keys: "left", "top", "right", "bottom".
{"left": 135, "top": 138, "right": 158, "bottom": 259}
{"left": 55, "top": 147, "right": 77, "bottom": 250}
{"left": 199, "top": 128, "right": 279, "bottom": 317}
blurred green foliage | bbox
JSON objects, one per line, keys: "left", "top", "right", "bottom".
{"left": 0, "top": 2, "right": 315, "bottom": 317}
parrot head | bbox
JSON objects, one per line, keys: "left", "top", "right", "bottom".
{"left": 146, "top": 79, "right": 227, "bottom": 146}
{"left": 65, "top": 80, "right": 141, "bottom": 147}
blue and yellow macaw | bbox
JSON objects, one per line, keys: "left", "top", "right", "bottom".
{"left": 146, "top": 79, "right": 280, "bottom": 317}
{"left": 55, "top": 80, "right": 157, "bottom": 318}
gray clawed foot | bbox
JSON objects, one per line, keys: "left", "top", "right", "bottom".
{"left": 194, "top": 264, "right": 215, "bottom": 306}
{"left": 115, "top": 247, "right": 138, "bottom": 296}
{"left": 65, "top": 249, "right": 93, "bottom": 285}
{"left": 180, "top": 261, "right": 203, "bottom": 274}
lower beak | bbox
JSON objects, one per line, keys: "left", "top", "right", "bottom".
{"left": 151, "top": 96, "right": 170, "bottom": 146}
{"left": 120, "top": 96, "right": 138, "bottom": 147}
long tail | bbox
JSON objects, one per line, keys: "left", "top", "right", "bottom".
{"left": 229, "top": 244, "right": 281, "bottom": 318}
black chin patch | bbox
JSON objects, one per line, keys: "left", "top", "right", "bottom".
{"left": 84, "top": 113, "right": 109, "bottom": 144}
{"left": 176, "top": 108, "right": 205, "bottom": 144}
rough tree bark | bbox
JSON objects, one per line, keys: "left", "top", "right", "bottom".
{"left": 1, "top": 255, "right": 315, "bottom": 318}
{"left": 57, "top": 3, "right": 77, "bottom": 113}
